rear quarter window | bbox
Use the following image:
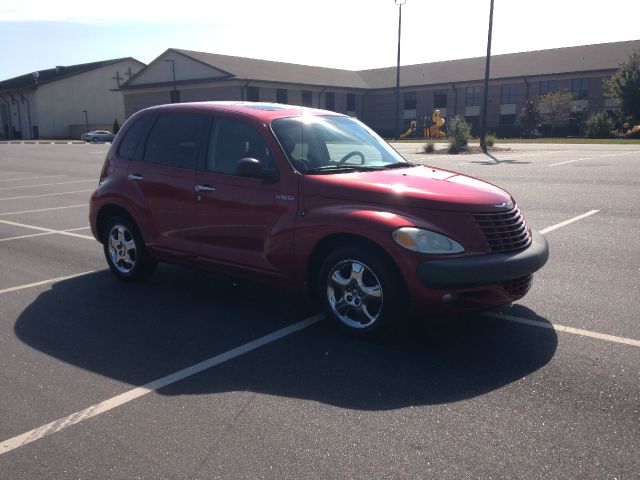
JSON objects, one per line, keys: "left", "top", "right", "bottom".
{"left": 117, "top": 115, "right": 156, "bottom": 160}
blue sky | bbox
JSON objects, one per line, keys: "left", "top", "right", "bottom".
{"left": 1, "top": 0, "right": 639, "bottom": 80}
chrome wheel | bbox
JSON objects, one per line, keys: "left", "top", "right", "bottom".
{"left": 326, "top": 260, "right": 383, "bottom": 329}
{"left": 108, "top": 224, "right": 137, "bottom": 274}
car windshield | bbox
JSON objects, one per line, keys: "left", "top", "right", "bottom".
{"left": 271, "top": 115, "right": 410, "bottom": 174}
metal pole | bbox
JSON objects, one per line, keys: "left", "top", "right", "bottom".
{"left": 395, "top": 1, "right": 405, "bottom": 139}
{"left": 480, "top": 0, "right": 495, "bottom": 151}
{"left": 82, "top": 110, "right": 89, "bottom": 132}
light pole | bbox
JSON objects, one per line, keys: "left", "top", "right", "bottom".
{"left": 164, "top": 59, "right": 177, "bottom": 103}
{"left": 394, "top": 0, "right": 406, "bottom": 140}
{"left": 480, "top": 0, "right": 495, "bottom": 151}
{"left": 82, "top": 110, "right": 89, "bottom": 133}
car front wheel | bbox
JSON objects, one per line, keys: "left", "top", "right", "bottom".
{"left": 103, "top": 215, "right": 157, "bottom": 281}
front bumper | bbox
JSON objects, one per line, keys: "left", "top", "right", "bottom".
{"left": 417, "top": 230, "right": 549, "bottom": 289}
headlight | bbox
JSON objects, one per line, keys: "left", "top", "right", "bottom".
{"left": 392, "top": 227, "right": 464, "bottom": 254}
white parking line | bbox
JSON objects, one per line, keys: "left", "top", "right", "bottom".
{"left": 0, "top": 270, "right": 101, "bottom": 295}
{"left": 548, "top": 151, "right": 636, "bottom": 167}
{"left": 0, "top": 219, "right": 94, "bottom": 240}
{"left": 0, "top": 189, "right": 93, "bottom": 201}
{"left": 0, "top": 174, "right": 66, "bottom": 183}
{"left": 0, "top": 204, "right": 87, "bottom": 216}
{"left": 484, "top": 312, "right": 640, "bottom": 347}
{"left": 0, "top": 171, "right": 29, "bottom": 178}
{"left": 0, "top": 179, "right": 94, "bottom": 190}
{"left": 539, "top": 210, "right": 599, "bottom": 234}
{"left": 0, "top": 227, "right": 91, "bottom": 243}
{"left": 0, "top": 314, "right": 323, "bottom": 455}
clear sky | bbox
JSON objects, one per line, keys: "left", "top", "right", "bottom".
{"left": 1, "top": 0, "right": 639, "bottom": 80}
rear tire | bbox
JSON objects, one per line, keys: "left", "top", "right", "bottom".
{"left": 103, "top": 215, "right": 157, "bottom": 281}
{"left": 318, "top": 244, "right": 407, "bottom": 337}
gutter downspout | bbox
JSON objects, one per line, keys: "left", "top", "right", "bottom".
{"left": 0, "top": 94, "right": 13, "bottom": 139}
{"left": 20, "top": 93, "right": 33, "bottom": 140}
{"left": 8, "top": 93, "right": 23, "bottom": 140}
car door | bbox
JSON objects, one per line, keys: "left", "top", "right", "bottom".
{"left": 193, "top": 114, "right": 299, "bottom": 278}
{"left": 124, "top": 111, "right": 208, "bottom": 257}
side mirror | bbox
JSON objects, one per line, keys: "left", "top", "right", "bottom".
{"left": 235, "top": 158, "right": 278, "bottom": 181}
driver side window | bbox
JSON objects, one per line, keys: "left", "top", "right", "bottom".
{"left": 207, "top": 118, "right": 275, "bottom": 175}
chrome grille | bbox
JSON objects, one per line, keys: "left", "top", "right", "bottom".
{"left": 472, "top": 207, "right": 532, "bottom": 253}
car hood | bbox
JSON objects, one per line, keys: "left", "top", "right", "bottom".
{"left": 303, "top": 165, "right": 513, "bottom": 213}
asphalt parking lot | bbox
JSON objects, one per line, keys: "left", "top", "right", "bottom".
{"left": 0, "top": 141, "right": 639, "bottom": 479}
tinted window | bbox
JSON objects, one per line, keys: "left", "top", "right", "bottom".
{"left": 325, "top": 92, "right": 335, "bottom": 110}
{"left": 347, "top": 93, "right": 356, "bottom": 111}
{"left": 434, "top": 89, "right": 447, "bottom": 108}
{"left": 404, "top": 91, "right": 417, "bottom": 110}
{"left": 143, "top": 113, "right": 208, "bottom": 169}
{"left": 206, "top": 118, "right": 275, "bottom": 175}
{"left": 118, "top": 114, "right": 155, "bottom": 160}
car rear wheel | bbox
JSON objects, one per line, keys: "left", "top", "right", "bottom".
{"left": 318, "top": 245, "right": 407, "bottom": 337}
{"left": 103, "top": 215, "right": 156, "bottom": 281}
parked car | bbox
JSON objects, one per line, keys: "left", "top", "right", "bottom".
{"left": 89, "top": 102, "right": 549, "bottom": 336}
{"left": 81, "top": 130, "right": 115, "bottom": 142}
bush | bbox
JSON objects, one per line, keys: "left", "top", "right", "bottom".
{"left": 447, "top": 115, "right": 471, "bottom": 152}
{"left": 424, "top": 142, "right": 435, "bottom": 153}
{"left": 585, "top": 112, "right": 614, "bottom": 138}
{"left": 484, "top": 133, "right": 496, "bottom": 147}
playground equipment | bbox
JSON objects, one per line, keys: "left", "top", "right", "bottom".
{"left": 425, "top": 109, "right": 446, "bottom": 139}
{"left": 399, "top": 120, "right": 417, "bottom": 139}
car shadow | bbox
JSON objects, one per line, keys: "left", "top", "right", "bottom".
{"left": 14, "top": 267, "right": 557, "bottom": 410}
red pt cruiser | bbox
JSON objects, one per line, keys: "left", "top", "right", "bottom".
{"left": 89, "top": 102, "right": 549, "bottom": 336}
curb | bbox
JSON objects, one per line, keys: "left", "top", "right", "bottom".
{"left": 0, "top": 141, "right": 108, "bottom": 145}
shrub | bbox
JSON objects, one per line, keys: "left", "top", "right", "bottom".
{"left": 424, "top": 142, "right": 435, "bottom": 153}
{"left": 484, "top": 133, "right": 496, "bottom": 147}
{"left": 585, "top": 112, "right": 614, "bottom": 138}
{"left": 447, "top": 115, "right": 471, "bottom": 152}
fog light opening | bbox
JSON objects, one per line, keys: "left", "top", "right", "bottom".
{"left": 442, "top": 293, "right": 462, "bottom": 305}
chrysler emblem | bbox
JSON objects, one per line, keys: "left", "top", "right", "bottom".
{"left": 493, "top": 201, "right": 513, "bottom": 209}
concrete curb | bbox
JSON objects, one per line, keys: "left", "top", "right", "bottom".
{"left": 0, "top": 141, "right": 108, "bottom": 145}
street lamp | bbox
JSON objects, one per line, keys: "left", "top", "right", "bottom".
{"left": 479, "top": 0, "right": 495, "bottom": 151}
{"left": 395, "top": 0, "right": 406, "bottom": 140}
{"left": 82, "top": 110, "right": 89, "bottom": 133}
{"left": 164, "top": 59, "right": 177, "bottom": 103}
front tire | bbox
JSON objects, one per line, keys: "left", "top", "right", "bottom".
{"left": 103, "top": 215, "right": 157, "bottom": 281}
{"left": 318, "top": 245, "right": 407, "bottom": 337}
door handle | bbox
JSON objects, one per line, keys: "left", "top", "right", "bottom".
{"left": 128, "top": 174, "right": 143, "bottom": 181}
{"left": 195, "top": 184, "right": 216, "bottom": 192}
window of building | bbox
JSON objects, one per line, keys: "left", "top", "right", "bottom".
{"left": 325, "top": 92, "right": 335, "bottom": 110}
{"left": 404, "top": 91, "right": 417, "bottom": 110}
{"left": 501, "top": 84, "right": 518, "bottom": 104}
{"left": 539, "top": 80, "right": 559, "bottom": 95}
{"left": 347, "top": 93, "right": 356, "bottom": 111}
{"left": 276, "top": 88, "right": 288, "bottom": 104}
{"left": 466, "top": 87, "right": 481, "bottom": 106}
{"left": 170, "top": 90, "right": 181, "bottom": 103}
{"left": 434, "top": 90, "right": 447, "bottom": 108}
{"left": 118, "top": 114, "right": 156, "bottom": 160}
{"left": 246, "top": 86, "right": 260, "bottom": 102}
{"left": 499, "top": 114, "right": 517, "bottom": 125}
{"left": 302, "top": 90, "right": 312, "bottom": 107}
{"left": 572, "top": 79, "right": 589, "bottom": 100}
{"left": 143, "top": 113, "right": 208, "bottom": 169}
{"left": 207, "top": 118, "right": 275, "bottom": 175}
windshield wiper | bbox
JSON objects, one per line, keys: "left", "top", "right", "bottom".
{"left": 382, "top": 162, "right": 416, "bottom": 169}
{"left": 305, "top": 165, "right": 384, "bottom": 174}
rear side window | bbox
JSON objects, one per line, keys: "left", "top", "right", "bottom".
{"left": 143, "top": 113, "right": 208, "bottom": 169}
{"left": 118, "top": 114, "right": 155, "bottom": 160}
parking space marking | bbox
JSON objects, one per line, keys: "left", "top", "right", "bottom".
{"left": 0, "top": 227, "right": 91, "bottom": 243}
{"left": 0, "top": 171, "right": 29, "bottom": 178}
{"left": 0, "top": 174, "right": 66, "bottom": 183}
{"left": 0, "top": 179, "right": 94, "bottom": 191}
{"left": 484, "top": 312, "right": 640, "bottom": 348}
{"left": 0, "top": 189, "right": 93, "bottom": 202}
{"left": 539, "top": 210, "right": 599, "bottom": 234}
{"left": 0, "top": 314, "right": 323, "bottom": 455}
{"left": 0, "top": 270, "right": 101, "bottom": 296}
{"left": 0, "top": 219, "right": 94, "bottom": 240}
{"left": 548, "top": 151, "right": 636, "bottom": 167}
{"left": 0, "top": 204, "right": 87, "bottom": 217}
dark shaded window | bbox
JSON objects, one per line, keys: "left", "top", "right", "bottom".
{"left": 434, "top": 90, "right": 447, "bottom": 108}
{"left": 143, "top": 113, "right": 208, "bottom": 169}
{"left": 325, "top": 92, "right": 335, "bottom": 110}
{"left": 276, "top": 88, "right": 288, "bottom": 104}
{"left": 466, "top": 115, "right": 480, "bottom": 127}
{"left": 169, "top": 90, "right": 180, "bottom": 103}
{"left": 302, "top": 90, "right": 313, "bottom": 107}
{"left": 206, "top": 118, "right": 275, "bottom": 176}
{"left": 466, "top": 87, "right": 481, "bottom": 106}
{"left": 500, "top": 114, "right": 517, "bottom": 125}
{"left": 246, "top": 86, "right": 260, "bottom": 102}
{"left": 501, "top": 84, "right": 518, "bottom": 104}
{"left": 572, "top": 79, "right": 589, "bottom": 100}
{"left": 539, "top": 80, "right": 558, "bottom": 95}
{"left": 404, "top": 91, "right": 417, "bottom": 110}
{"left": 118, "top": 114, "right": 156, "bottom": 160}
{"left": 347, "top": 93, "right": 356, "bottom": 111}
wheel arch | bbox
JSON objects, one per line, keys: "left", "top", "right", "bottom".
{"left": 95, "top": 203, "right": 137, "bottom": 244}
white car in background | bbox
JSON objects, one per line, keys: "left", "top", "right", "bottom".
{"left": 81, "top": 130, "right": 115, "bottom": 143}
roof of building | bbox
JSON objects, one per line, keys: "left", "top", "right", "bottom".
{"left": 0, "top": 57, "right": 143, "bottom": 91}
{"left": 146, "top": 40, "right": 640, "bottom": 91}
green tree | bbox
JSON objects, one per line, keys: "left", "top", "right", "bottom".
{"left": 518, "top": 98, "right": 541, "bottom": 137}
{"left": 446, "top": 115, "right": 471, "bottom": 152}
{"left": 605, "top": 49, "right": 640, "bottom": 123}
{"left": 112, "top": 118, "right": 120, "bottom": 134}
{"left": 585, "top": 112, "right": 614, "bottom": 138}
{"left": 539, "top": 90, "right": 573, "bottom": 135}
